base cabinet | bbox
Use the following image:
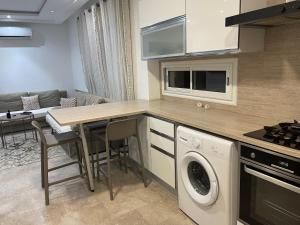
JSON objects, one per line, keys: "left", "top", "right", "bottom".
{"left": 129, "top": 116, "right": 176, "bottom": 189}
{"left": 150, "top": 146, "right": 175, "bottom": 188}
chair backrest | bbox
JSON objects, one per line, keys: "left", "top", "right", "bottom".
{"left": 31, "top": 120, "right": 46, "bottom": 144}
{"left": 106, "top": 118, "right": 138, "bottom": 141}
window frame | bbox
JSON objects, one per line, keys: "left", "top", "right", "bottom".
{"left": 165, "top": 67, "right": 191, "bottom": 94}
{"left": 161, "top": 58, "right": 238, "bottom": 105}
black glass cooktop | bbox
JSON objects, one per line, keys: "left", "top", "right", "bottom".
{"left": 244, "top": 120, "right": 300, "bottom": 150}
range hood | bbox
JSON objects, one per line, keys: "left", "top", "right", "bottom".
{"left": 226, "top": 1, "right": 300, "bottom": 27}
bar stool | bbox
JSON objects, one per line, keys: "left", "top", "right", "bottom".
{"left": 31, "top": 121, "right": 88, "bottom": 205}
{"left": 94, "top": 118, "right": 147, "bottom": 200}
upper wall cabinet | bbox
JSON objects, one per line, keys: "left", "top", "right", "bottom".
{"left": 186, "top": 0, "right": 240, "bottom": 53}
{"left": 139, "top": 0, "right": 266, "bottom": 59}
{"left": 138, "top": 0, "right": 185, "bottom": 28}
{"left": 186, "top": 0, "right": 265, "bottom": 54}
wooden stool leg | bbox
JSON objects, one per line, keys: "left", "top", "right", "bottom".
{"left": 75, "top": 141, "right": 83, "bottom": 175}
{"left": 41, "top": 143, "right": 45, "bottom": 188}
{"left": 136, "top": 135, "right": 147, "bottom": 188}
{"left": 43, "top": 146, "right": 50, "bottom": 205}
{"left": 106, "top": 138, "right": 113, "bottom": 200}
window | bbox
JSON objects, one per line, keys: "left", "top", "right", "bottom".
{"left": 168, "top": 70, "right": 190, "bottom": 89}
{"left": 162, "top": 59, "right": 237, "bottom": 105}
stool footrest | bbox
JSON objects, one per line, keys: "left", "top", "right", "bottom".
{"left": 48, "top": 161, "right": 80, "bottom": 172}
{"left": 49, "top": 174, "right": 85, "bottom": 186}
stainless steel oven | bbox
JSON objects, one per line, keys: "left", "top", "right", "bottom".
{"left": 239, "top": 143, "right": 300, "bottom": 225}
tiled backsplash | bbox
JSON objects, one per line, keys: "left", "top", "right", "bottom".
{"left": 162, "top": 23, "right": 300, "bottom": 121}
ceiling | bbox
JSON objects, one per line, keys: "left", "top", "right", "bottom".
{"left": 0, "top": 0, "right": 90, "bottom": 24}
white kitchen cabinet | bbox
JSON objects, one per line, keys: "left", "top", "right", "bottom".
{"left": 149, "top": 117, "right": 176, "bottom": 188}
{"left": 129, "top": 116, "right": 176, "bottom": 189}
{"left": 186, "top": 0, "right": 239, "bottom": 53}
{"left": 149, "top": 117, "right": 174, "bottom": 138}
{"left": 150, "top": 132, "right": 175, "bottom": 155}
{"left": 150, "top": 146, "right": 175, "bottom": 188}
{"left": 138, "top": 0, "right": 185, "bottom": 28}
{"left": 186, "top": 0, "right": 265, "bottom": 54}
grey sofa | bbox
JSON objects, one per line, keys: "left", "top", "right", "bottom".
{"left": 0, "top": 90, "right": 67, "bottom": 133}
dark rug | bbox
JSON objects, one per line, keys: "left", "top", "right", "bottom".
{"left": 0, "top": 130, "right": 67, "bottom": 171}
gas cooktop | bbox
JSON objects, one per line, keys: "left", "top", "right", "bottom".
{"left": 244, "top": 120, "right": 300, "bottom": 150}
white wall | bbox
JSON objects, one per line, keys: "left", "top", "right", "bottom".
{"left": 130, "top": 0, "right": 160, "bottom": 100}
{"left": 0, "top": 23, "right": 74, "bottom": 94}
{"left": 66, "top": 15, "right": 88, "bottom": 92}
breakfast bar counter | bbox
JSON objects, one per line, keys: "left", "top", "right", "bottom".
{"left": 49, "top": 99, "right": 300, "bottom": 160}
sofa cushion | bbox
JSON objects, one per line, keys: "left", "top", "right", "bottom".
{"left": 0, "top": 92, "right": 28, "bottom": 113}
{"left": 29, "top": 90, "right": 60, "bottom": 108}
{"left": 59, "top": 90, "right": 67, "bottom": 98}
{"left": 46, "top": 114, "right": 72, "bottom": 134}
{"left": 74, "top": 91, "right": 87, "bottom": 106}
{"left": 21, "top": 95, "right": 40, "bottom": 111}
{"left": 30, "top": 107, "right": 55, "bottom": 118}
{"left": 85, "top": 95, "right": 105, "bottom": 105}
{"left": 60, "top": 97, "right": 77, "bottom": 108}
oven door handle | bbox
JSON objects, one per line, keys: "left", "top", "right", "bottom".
{"left": 244, "top": 165, "right": 300, "bottom": 194}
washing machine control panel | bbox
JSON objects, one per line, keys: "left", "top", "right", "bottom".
{"left": 192, "top": 138, "right": 201, "bottom": 149}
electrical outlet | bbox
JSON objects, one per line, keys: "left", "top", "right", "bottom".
{"left": 196, "top": 102, "right": 203, "bottom": 108}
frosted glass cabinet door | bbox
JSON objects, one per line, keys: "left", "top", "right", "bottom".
{"left": 141, "top": 16, "right": 186, "bottom": 59}
{"left": 186, "top": 0, "right": 240, "bottom": 53}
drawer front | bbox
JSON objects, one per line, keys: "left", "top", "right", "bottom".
{"left": 150, "top": 132, "right": 174, "bottom": 155}
{"left": 149, "top": 117, "right": 174, "bottom": 138}
{"left": 151, "top": 147, "right": 175, "bottom": 188}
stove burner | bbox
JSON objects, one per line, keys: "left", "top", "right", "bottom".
{"left": 245, "top": 120, "right": 300, "bottom": 151}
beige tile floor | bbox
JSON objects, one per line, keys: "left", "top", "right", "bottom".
{"left": 0, "top": 156, "right": 195, "bottom": 225}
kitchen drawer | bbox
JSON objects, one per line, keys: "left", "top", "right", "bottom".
{"left": 151, "top": 147, "right": 175, "bottom": 188}
{"left": 149, "top": 117, "right": 174, "bottom": 138}
{"left": 150, "top": 132, "right": 174, "bottom": 155}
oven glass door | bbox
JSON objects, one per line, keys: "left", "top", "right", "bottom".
{"left": 239, "top": 163, "right": 300, "bottom": 225}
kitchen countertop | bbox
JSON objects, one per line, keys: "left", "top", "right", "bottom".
{"left": 49, "top": 99, "right": 300, "bottom": 159}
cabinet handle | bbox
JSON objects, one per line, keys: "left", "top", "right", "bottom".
{"left": 244, "top": 165, "right": 300, "bottom": 194}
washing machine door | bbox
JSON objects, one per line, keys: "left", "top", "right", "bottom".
{"left": 180, "top": 151, "right": 219, "bottom": 206}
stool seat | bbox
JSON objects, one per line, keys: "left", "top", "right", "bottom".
{"left": 45, "top": 131, "right": 80, "bottom": 147}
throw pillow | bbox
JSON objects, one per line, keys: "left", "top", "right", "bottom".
{"left": 21, "top": 95, "right": 40, "bottom": 111}
{"left": 60, "top": 97, "right": 77, "bottom": 108}
{"left": 85, "top": 95, "right": 105, "bottom": 105}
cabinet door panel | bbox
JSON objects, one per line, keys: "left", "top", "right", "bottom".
{"left": 150, "top": 132, "right": 175, "bottom": 155}
{"left": 149, "top": 117, "right": 175, "bottom": 138}
{"left": 186, "top": 0, "right": 239, "bottom": 53}
{"left": 139, "top": 0, "right": 185, "bottom": 28}
{"left": 151, "top": 147, "right": 175, "bottom": 188}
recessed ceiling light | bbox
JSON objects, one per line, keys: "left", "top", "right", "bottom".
{"left": 50, "top": 10, "right": 55, "bottom": 14}
{"left": 6, "top": 15, "right": 11, "bottom": 19}
{"left": 73, "top": 0, "right": 78, "bottom": 3}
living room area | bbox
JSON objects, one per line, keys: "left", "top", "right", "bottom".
{"left": 0, "top": 0, "right": 115, "bottom": 171}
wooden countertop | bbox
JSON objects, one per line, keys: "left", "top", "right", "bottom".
{"left": 49, "top": 100, "right": 300, "bottom": 159}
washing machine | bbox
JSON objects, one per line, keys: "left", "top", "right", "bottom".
{"left": 177, "top": 126, "right": 238, "bottom": 225}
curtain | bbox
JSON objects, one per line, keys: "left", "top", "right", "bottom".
{"left": 77, "top": 0, "right": 135, "bottom": 101}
